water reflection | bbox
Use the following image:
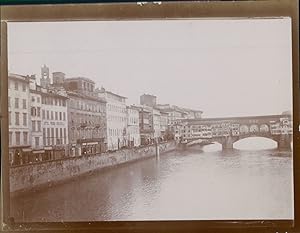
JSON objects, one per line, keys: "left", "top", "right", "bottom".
{"left": 11, "top": 144, "right": 293, "bottom": 222}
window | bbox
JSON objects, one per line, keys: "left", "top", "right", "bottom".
{"left": 42, "top": 110, "right": 45, "bottom": 119}
{"left": 8, "top": 97, "right": 11, "bottom": 108}
{"left": 9, "top": 132, "right": 12, "bottom": 146}
{"left": 23, "top": 132, "right": 28, "bottom": 145}
{"left": 55, "top": 112, "right": 58, "bottom": 120}
{"left": 15, "top": 81, "right": 18, "bottom": 90}
{"left": 55, "top": 128, "right": 59, "bottom": 144}
{"left": 22, "top": 99, "right": 26, "bottom": 109}
{"left": 22, "top": 83, "right": 26, "bottom": 92}
{"left": 37, "top": 97, "right": 40, "bottom": 103}
{"left": 51, "top": 128, "right": 54, "bottom": 144}
{"left": 46, "top": 110, "right": 49, "bottom": 120}
{"left": 59, "top": 112, "right": 62, "bottom": 120}
{"left": 51, "top": 111, "right": 53, "bottom": 120}
{"left": 37, "top": 121, "right": 41, "bottom": 132}
{"left": 23, "top": 113, "right": 27, "bottom": 126}
{"left": 64, "top": 128, "right": 66, "bottom": 144}
{"left": 43, "top": 128, "right": 46, "bottom": 145}
{"left": 37, "top": 107, "right": 41, "bottom": 117}
{"left": 63, "top": 112, "right": 66, "bottom": 121}
{"left": 32, "top": 120, "right": 36, "bottom": 131}
{"left": 32, "top": 96, "right": 35, "bottom": 102}
{"left": 47, "top": 128, "right": 50, "bottom": 145}
{"left": 15, "top": 132, "right": 20, "bottom": 145}
{"left": 35, "top": 137, "right": 39, "bottom": 147}
{"left": 15, "top": 112, "right": 19, "bottom": 125}
{"left": 15, "top": 98, "right": 19, "bottom": 108}
{"left": 31, "top": 107, "right": 36, "bottom": 116}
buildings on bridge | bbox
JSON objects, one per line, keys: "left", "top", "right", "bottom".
{"left": 180, "top": 114, "right": 292, "bottom": 150}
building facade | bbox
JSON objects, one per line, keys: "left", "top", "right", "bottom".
{"left": 41, "top": 87, "right": 69, "bottom": 159}
{"left": 159, "top": 110, "right": 169, "bottom": 140}
{"left": 151, "top": 108, "right": 161, "bottom": 139}
{"left": 29, "top": 76, "right": 44, "bottom": 161}
{"left": 8, "top": 74, "right": 31, "bottom": 165}
{"left": 96, "top": 88, "right": 127, "bottom": 151}
{"left": 64, "top": 78, "right": 107, "bottom": 156}
{"left": 126, "top": 105, "right": 141, "bottom": 147}
{"left": 137, "top": 105, "right": 154, "bottom": 145}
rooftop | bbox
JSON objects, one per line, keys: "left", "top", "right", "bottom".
{"left": 105, "top": 90, "right": 127, "bottom": 99}
{"left": 8, "top": 73, "right": 30, "bottom": 83}
{"left": 65, "top": 77, "right": 95, "bottom": 84}
{"left": 67, "top": 90, "right": 106, "bottom": 103}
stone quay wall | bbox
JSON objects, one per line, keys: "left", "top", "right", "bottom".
{"left": 9, "top": 141, "right": 176, "bottom": 194}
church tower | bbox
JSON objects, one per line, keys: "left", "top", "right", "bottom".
{"left": 40, "top": 64, "right": 50, "bottom": 88}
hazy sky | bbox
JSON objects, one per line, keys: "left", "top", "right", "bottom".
{"left": 8, "top": 18, "right": 292, "bottom": 118}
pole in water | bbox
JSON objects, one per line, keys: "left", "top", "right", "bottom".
{"left": 155, "top": 139, "right": 160, "bottom": 160}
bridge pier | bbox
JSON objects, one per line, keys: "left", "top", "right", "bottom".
{"left": 221, "top": 136, "right": 234, "bottom": 150}
{"left": 277, "top": 135, "right": 292, "bottom": 151}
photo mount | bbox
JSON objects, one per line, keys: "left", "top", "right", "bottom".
{"left": 0, "top": 1, "right": 299, "bottom": 232}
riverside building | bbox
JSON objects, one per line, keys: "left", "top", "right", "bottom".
{"left": 64, "top": 78, "right": 107, "bottom": 156}
{"left": 41, "top": 85, "right": 69, "bottom": 159}
{"left": 96, "top": 88, "right": 127, "bottom": 151}
{"left": 126, "top": 105, "right": 141, "bottom": 147}
{"left": 8, "top": 73, "right": 31, "bottom": 165}
{"left": 29, "top": 76, "right": 44, "bottom": 161}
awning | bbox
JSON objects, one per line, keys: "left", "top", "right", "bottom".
{"left": 82, "top": 142, "right": 98, "bottom": 146}
{"left": 22, "top": 148, "right": 32, "bottom": 152}
{"left": 33, "top": 150, "right": 45, "bottom": 154}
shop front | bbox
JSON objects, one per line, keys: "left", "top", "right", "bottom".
{"left": 43, "top": 146, "right": 53, "bottom": 161}
{"left": 31, "top": 149, "right": 45, "bottom": 163}
{"left": 53, "top": 145, "right": 66, "bottom": 160}
{"left": 9, "top": 146, "right": 32, "bottom": 166}
{"left": 77, "top": 138, "right": 106, "bottom": 155}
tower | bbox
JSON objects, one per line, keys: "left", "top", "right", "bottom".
{"left": 140, "top": 94, "right": 157, "bottom": 107}
{"left": 40, "top": 64, "right": 50, "bottom": 88}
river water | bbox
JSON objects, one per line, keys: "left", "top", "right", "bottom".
{"left": 10, "top": 145, "right": 293, "bottom": 222}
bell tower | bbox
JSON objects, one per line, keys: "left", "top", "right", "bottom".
{"left": 40, "top": 64, "right": 50, "bottom": 88}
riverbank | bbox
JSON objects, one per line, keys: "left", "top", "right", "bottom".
{"left": 9, "top": 141, "right": 176, "bottom": 196}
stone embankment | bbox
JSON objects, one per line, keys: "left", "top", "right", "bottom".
{"left": 10, "top": 141, "right": 176, "bottom": 194}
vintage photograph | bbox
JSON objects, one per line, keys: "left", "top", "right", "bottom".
{"left": 7, "top": 18, "right": 293, "bottom": 222}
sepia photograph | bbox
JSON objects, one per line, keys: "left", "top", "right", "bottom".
{"left": 5, "top": 18, "right": 293, "bottom": 222}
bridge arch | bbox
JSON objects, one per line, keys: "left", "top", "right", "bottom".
{"left": 249, "top": 124, "right": 259, "bottom": 133}
{"left": 240, "top": 125, "right": 249, "bottom": 134}
{"left": 202, "top": 142, "right": 222, "bottom": 152}
{"left": 259, "top": 124, "right": 269, "bottom": 133}
{"left": 233, "top": 136, "right": 277, "bottom": 150}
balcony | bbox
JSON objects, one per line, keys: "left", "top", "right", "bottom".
{"left": 140, "top": 129, "right": 155, "bottom": 134}
{"left": 80, "top": 122, "right": 87, "bottom": 128}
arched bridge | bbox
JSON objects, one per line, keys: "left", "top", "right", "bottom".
{"left": 180, "top": 114, "right": 292, "bottom": 150}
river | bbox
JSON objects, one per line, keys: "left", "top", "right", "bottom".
{"left": 10, "top": 144, "right": 293, "bottom": 222}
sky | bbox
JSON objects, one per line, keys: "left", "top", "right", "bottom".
{"left": 7, "top": 18, "right": 293, "bottom": 118}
